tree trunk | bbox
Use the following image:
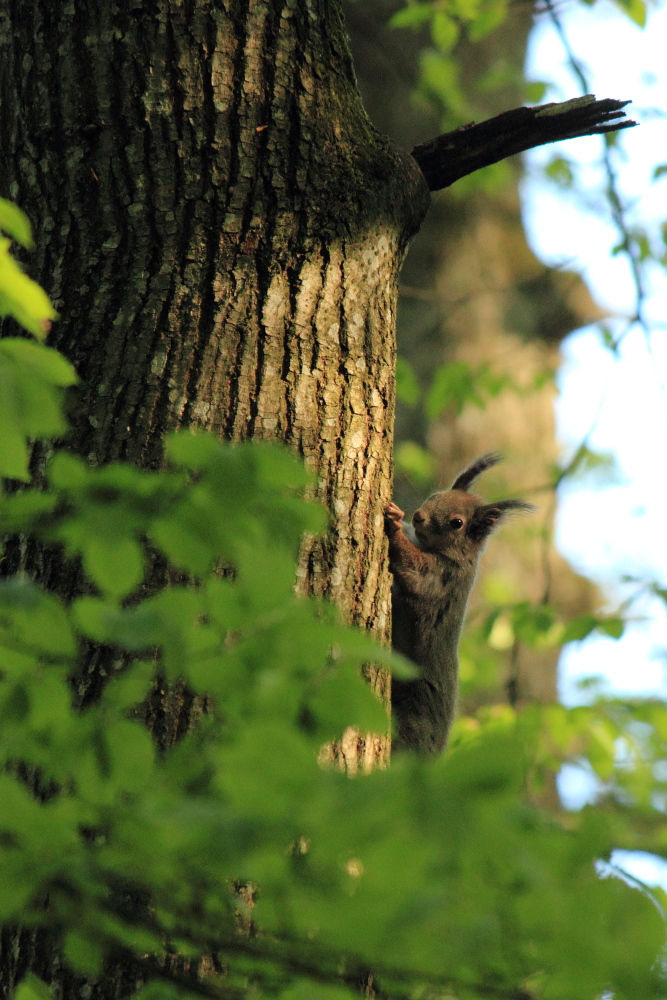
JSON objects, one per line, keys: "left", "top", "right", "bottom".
{"left": 0, "top": 2, "right": 430, "bottom": 995}
{"left": 0, "top": 0, "right": 429, "bottom": 760}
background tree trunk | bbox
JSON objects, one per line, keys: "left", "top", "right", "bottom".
{"left": 0, "top": 0, "right": 429, "bottom": 763}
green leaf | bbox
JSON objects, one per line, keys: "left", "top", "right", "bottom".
{"left": 544, "top": 155, "right": 575, "bottom": 189}
{"left": 0, "top": 342, "right": 73, "bottom": 480}
{"left": 611, "top": 0, "right": 646, "bottom": 25}
{"left": 76, "top": 720, "right": 156, "bottom": 799}
{"left": 165, "top": 429, "right": 231, "bottom": 470}
{"left": 419, "top": 50, "right": 465, "bottom": 115}
{"left": 0, "top": 199, "right": 34, "bottom": 248}
{"left": 11, "top": 976, "right": 53, "bottom": 1000}
{"left": 72, "top": 597, "right": 162, "bottom": 649}
{"left": 425, "top": 361, "right": 479, "bottom": 419}
{"left": 587, "top": 721, "right": 617, "bottom": 779}
{"left": 511, "top": 602, "right": 559, "bottom": 648}
{"left": 63, "top": 932, "right": 103, "bottom": 976}
{"left": 0, "top": 238, "right": 57, "bottom": 340}
{"left": 467, "top": 0, "right": 508, "bottom": 40}
{"left": 48, "top": 451, "right": 88, "bottom": 488}
{"left": 102, "top": 660, "right": 156, "bottom": 712}
{"left": 0, "top": 394, "right": 29, "bottom": 480}
{"left": 450, "top": 0, "right": 480, "bottom": 21}
{"left": 394, "top": 440, "right": 436, "bottom": 487}
{"left": 598, "top": 617, "right": 624, "bottom": 639}
{"left": 308, "top": 664, "right": 388, "bottom": 740}
{"left": 0, "top": 340, "right": 77, "bottom": 386}
{"left": 0, "top": 577, "right": 75, "bottom": 658}
{"left": 148, "top": 516, "right": 214, "bottom": 576}
{"left": 83, "top": 536, "right": 145, "bottom": 599}
{"left": 524, "top": 80, "right": 548, "bottom": 104}
{"left": 0, "top": 491, "right": 58, "bottom": 532}
{"left": 562, "top": 614, "right": 598, "bottom": 643}
{"left": 396, "top": 357, "right": 420, "bottom": 407}
{"left": 431, "top": 11, "right": 459, "bottom": 51}
{"left": 388, "top": 3, "right": 434, "bottom": 29}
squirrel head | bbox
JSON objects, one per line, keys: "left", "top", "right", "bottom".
{"left": 412, "top": 453, "right": 534, "bottom": 558}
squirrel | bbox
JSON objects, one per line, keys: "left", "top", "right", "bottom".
{"left": 384, "top": 452, "right": 533, "bottom": 755}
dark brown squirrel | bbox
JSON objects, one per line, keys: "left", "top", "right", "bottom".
{"left": 384, "top": 452, "right": 533, "bottom": 755}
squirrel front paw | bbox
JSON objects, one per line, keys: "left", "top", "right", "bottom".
{"left": 384, "top": 500, "right": 405, "bottom": 536}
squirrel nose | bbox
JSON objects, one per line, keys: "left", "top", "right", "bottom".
{"left": 413, "top": 511, "right": 425, "bottom": 524}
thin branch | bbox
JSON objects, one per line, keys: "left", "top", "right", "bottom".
{"left": 411, "top": 95, "right": 636, "bottom": 192}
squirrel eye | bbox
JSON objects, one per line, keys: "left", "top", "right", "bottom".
{"left": 450, "top": 517, "right": 464, "bottom": 530}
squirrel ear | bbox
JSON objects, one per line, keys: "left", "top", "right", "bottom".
{"left": 451, "top": 452, "right": 502, "bottom": 492}
{"left": 469, "top": 499, "right": 534, "bottom": 541}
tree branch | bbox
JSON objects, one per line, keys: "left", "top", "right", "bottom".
{"left": 411, "top": 95, "right": 636, "bottom": 191}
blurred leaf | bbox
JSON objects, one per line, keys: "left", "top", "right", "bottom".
{"left": 0, "top": 340, "right": 77, "bottom": 387}
{"left": 560, "top": 443, "right": 621, "bottom": 485}
{"left": 476, "top": 58, "right": 520, "bottom": 93}
{"left": 0, "top": 238, "right": 57, "bottom": 340}
{"left": 419, "top": 50, "right": 468, "bottom": 122}
{"left": 598, "top": 323, "right": 618, "bottom": 353}
{"left": 599, "top": 617, "right": 624, "bottom": 639}
{"left": 511, "top": 602, "right": 559, "bottom": 648}
{"left": 11, "top": 977, "right": 53, "bottom": 1000}
{"left": 562, "top": 613, "right": 599, "bottom": 643}
{"left": 0, "top": 199, "right": 34, "bottom": 248}
{"left": 0, "top": 577, "right": 75, "bottom": 659}
{"left": 389, "top": 3, "right": 433, "bottom": 28}
{"left": 426, "top": 361, "right": 509, "bottom": 419}
{"left": 431, "top": 11, "right": 459, "bottom": 51}
{"left": 63, "top": 932, "right": 103, "bottom": 976}
{"left": 394, "top": 440, "right": 436, "bottom": 487}
{"left": 84, "top": 536, "right": 145, "bottom": 599}
{"left": 0, "top": 340, "right": 75, "bottom": 480}
{"left": 611, "top": 0, "right": 646, "bottom": 25}
{"left": 307, "top": 663, "right": 388, "bottom": 740}
{"left": 524, "top": 80, "right": 548, "bottom": 103}
{"left": 467, "top": 0, "right": 508, "bottom": 39}
{"left": 544, "top": 154, "right": 575, "bottom": 189}
{"left": 396, "top": 356, "right": 420, "bottom": 407}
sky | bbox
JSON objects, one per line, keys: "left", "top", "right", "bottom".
{"left": 522, "top": 0, "right": 667, "bottom": 886}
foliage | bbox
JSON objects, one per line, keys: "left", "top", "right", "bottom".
{"left": 393, "top": 357, "right": 532, "bottom": 489}
{"left": 3, "top": 209, "right": 667, "bottom": 1000}
{"left": 388, "top": 0, "right": 646, "bottom": 131}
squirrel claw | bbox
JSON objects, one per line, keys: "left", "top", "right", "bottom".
{"left": 384, "top": 501, "right": 405, "bottom": 534}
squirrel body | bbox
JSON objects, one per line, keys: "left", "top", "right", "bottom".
{"left": 385, "top": 454, "right": 532, "bottom": 755}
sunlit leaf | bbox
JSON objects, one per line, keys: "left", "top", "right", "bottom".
{"left": 388, "top": 3, "right": 433, "bottom": 28}
{"left": 431, "top": 11, "right": 459, "bottom": 51}
{"left": 0, "top": 238, "right": 57, "bottom": 340}
{"left": 0, "top": 199, "right": 34, "bottom": 248}
{"left": 611, "top": 0, "right": 646, "bottom": 25}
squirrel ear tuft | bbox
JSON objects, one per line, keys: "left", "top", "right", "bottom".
{"left": 451, "top": 452, "right": 502, "bottom": 492}
{"left": 469, "top": 499, "right": 534, "bottom": 541}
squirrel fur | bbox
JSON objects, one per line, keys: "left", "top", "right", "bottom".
{"left": 384, "top": 453, "right": 533, "bottom": 755}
